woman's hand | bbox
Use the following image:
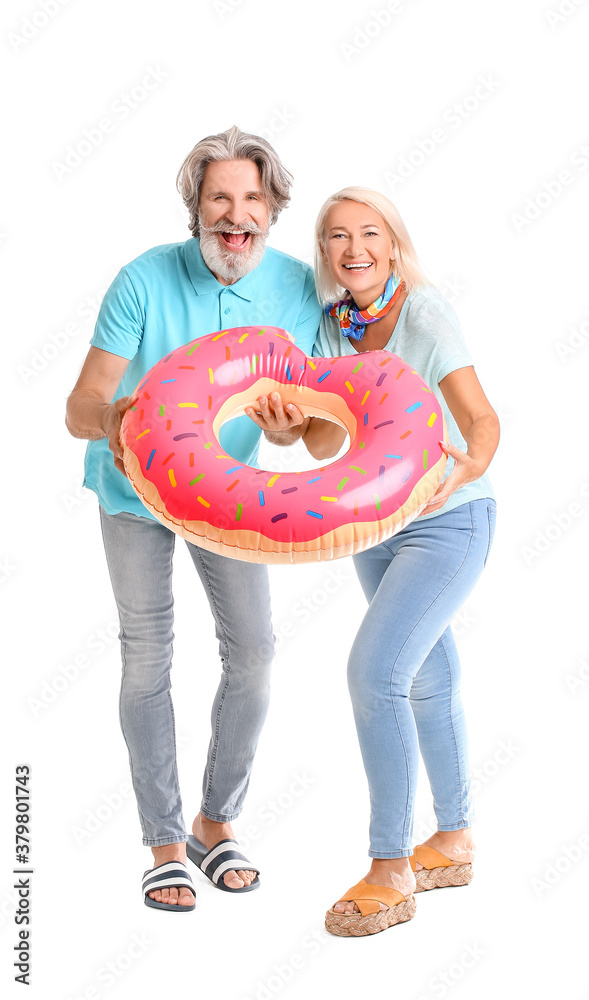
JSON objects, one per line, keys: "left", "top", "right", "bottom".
{"left": 245, "top": 392, "right": 309, "bottom": 445}
{"left": 424, "top": 441, "right": 484, "bottom": 513}
{"left": 424, "top": 366, "right": 500, "bottom": 513}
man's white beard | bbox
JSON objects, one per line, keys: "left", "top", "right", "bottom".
{"left": 199, "top": 221, "right": 268, "bottom": 283}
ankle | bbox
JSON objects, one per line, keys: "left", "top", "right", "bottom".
{"left": 193, "top": 813, "right": 233, "bottom": 842}
{"left": 151, "top": 842, "right": 186, "bottom": 865}
{"left": 432, "top": 830, "right": 475, "bottom": 850}
{"left": 370, "top": 857, "right": 413, "bottom": 877}
{"left": 195, "top": 812, "right": 222, "bottom": 829}
{"left": 422, "top": 831, "right": 475, "bottom": 863}
{"left": 367, "top": 858, "right": 416, "bottom": 896}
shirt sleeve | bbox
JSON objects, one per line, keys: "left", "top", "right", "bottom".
{"left": 289, "top": 267, "right": 322, "bottom": 356}
{"left": 90, "top": 267, "right": 145, "bottom": 360}
{"left": 311, "top": 311, "right": 335, "bottom": 358}
{"left": 311, "top": 337, "right": 325, "bottom": 358}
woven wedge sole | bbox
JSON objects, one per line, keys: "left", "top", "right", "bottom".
{"left": 414, "top": 862, "right": 472, "bottom": 892}
{"left": 325, "top": 894, "right": 416, "bottom": 937}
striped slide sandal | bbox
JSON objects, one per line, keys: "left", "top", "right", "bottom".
{"left": 142, "top": 860, "right": 196, "bottom": 911}
{"left": 186, "top": 836, "right": 260, "bottom": 893}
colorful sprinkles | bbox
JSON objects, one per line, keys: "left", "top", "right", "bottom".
{"left": 123, "top": 328, "right": 445, "bottom": 556}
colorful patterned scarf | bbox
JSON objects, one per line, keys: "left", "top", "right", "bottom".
{"left": 326, "top": 272, "right": 405, "bottom": 342}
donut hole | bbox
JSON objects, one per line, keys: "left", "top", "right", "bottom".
{"left": 215, "top": 380, "right": 356, "bottom": 477}
{"left": 259, "top": 424, "right": 351, "bottom": 474}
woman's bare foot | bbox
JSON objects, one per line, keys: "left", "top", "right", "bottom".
{"left": 148, "top": 842, "right": 195, "bottom": 907}
{"left": 332, "top": 858, "right": 416, "bottom": 915}
{"left": 415, "top": 829, "right": 475, "bottom": 868}
{"left": 193, "top": 813, "right": 257, "bottom": 889}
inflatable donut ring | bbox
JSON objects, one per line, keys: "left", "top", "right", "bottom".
{"left": 120, "top": 326, "right": 447, "bottom": 563}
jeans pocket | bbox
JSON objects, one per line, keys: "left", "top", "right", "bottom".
{"left": 484, "top": 504, "right": 497, "bottom": 567}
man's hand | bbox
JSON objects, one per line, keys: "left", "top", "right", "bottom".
{"left": 245, "top": 392, "right": 309, "bottom": 445}
{"left": 102, "top": 395, "right": 137, "bottom": 474}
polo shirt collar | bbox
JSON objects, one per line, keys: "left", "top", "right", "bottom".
{"left": 183, "top": 238, "right": 264, "bottom": 301}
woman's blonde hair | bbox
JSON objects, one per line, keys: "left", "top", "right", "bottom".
{"left": 176, "top": 125, "right": 293, "bottom": 237}
{"left": 314, "top": 186, "right": 431, "bottom": 304}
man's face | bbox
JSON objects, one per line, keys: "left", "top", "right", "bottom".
{"left": 198, "top": 159, "right": 270, "bottom": 284}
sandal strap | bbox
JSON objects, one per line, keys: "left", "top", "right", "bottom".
{"left": 199, "top": 839, "right": 259, "bottom": 885}
{"left": 334, "top": 879, "right": 406, "bottom": 917}
{"left": 142, "top": 861, "right": 196, "bottom": 897}
{"left": 414, "top": 845, "right": 455, "bottom": 870}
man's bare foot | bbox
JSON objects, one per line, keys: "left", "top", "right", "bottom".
{"left": 147, "top": 842, "right": 195, "bottom": 907}
{"left": 332, "top": 858, "right": 416, "bottom": 915}
{"left": 192, "top": 812, "right": 257, "bottom": 890}
{"left": 415, "top": 830, "right": 475, "bottom": 869}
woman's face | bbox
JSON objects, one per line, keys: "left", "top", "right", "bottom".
{"left": 322, "top": 200, "right": 395, "bottom": 308}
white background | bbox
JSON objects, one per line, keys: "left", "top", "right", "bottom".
{"left": 2, "top": 0, "right": 588, "bottom": 996}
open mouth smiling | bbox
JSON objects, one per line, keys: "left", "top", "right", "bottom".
{"left": 220, "top": 230, "right": 252, "bottom": 249}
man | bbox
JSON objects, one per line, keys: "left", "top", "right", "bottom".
{"left": 65, "top": 126, "right": 321, "bottom": 910}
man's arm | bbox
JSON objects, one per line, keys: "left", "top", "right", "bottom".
{"left": 244, "top": 392, "right": 348, "bottom": 457}
{"left": 245, "top": 391, "right": 310, "bottom": 445}
{"left": 66, "top": 346, "right": 133, "bottom": 474}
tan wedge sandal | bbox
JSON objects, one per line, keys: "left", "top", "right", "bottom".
{"left": 410, "top": 845, "right": 473, "bottom": 892}
{"left": 325, "top": 878, "right": 416, "bottom": 937}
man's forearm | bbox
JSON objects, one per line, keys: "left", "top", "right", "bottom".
{"left": 263, "top": 423, "right": 308, "bottom": 446}
{"left": 65, "top": 389, "right": 110, "bottom": 440}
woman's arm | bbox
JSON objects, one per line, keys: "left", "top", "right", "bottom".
{"left": 302, "top": 416, "right": 347, "bottom": 460}
{"left": 424, "top": 365, "right": 500, "bottom": 514}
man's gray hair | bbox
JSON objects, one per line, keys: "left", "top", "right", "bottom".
{"left": 176, "top": 125, "right": 293, "bottom": 237}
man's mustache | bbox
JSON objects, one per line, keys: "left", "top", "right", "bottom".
{"left": 201, "top": 219, "right": 269, "bottom": 237}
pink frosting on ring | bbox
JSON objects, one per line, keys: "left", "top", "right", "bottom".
{"left": 120, "top": 325, "right": 447, "bottom": 562}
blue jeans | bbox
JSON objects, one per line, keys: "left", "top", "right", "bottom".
{"left": 349, "top": 499, "right": 496, "bottom": 859}
{"left": 99, "top": 508, "right": 274, "bottom": 846}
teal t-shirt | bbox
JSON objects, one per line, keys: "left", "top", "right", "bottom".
{"left": 314, "top": 286, "right": 495, "bottom": 520}
{"left": 83, "top": 239, "right": 321, "bottom": 517}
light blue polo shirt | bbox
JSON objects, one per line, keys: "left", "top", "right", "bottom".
{"left": 83, "top": 238, "right": 321, "bottom": 517}
{"left": 314, "top": 286, "right": 495, "bottom": 520}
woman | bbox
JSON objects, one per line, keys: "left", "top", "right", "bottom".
{"left": 246, "top": 187, "right": 499, "bottom": 937}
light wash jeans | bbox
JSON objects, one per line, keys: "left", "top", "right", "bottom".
{"left": 99, "top": 508, "right": 274, "bottom": 846}
{"left": 349, "top": 499, "right": 496, "bottom": 859}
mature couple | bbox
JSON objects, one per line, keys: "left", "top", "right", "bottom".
{"left": 66, "top": 126, "right": 499, "bottom": 936}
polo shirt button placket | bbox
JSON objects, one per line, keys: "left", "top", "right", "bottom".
{"left": 220, "top": 288, "right": 231, "bottom": 323}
